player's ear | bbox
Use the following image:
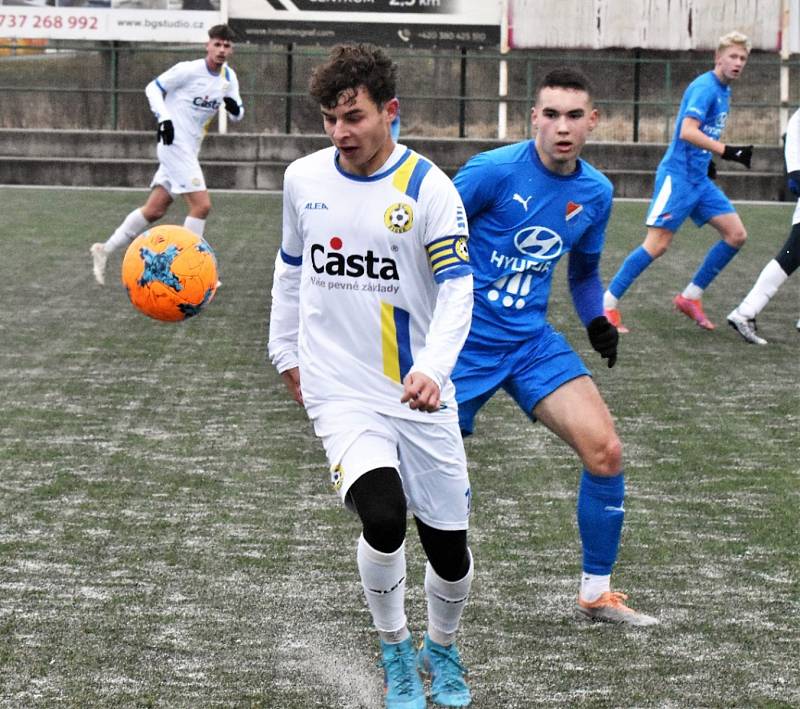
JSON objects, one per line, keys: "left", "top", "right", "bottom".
{"left": 588, "top": 107, "right": 599, "bottom": 131}
{"left": 385, "top": 97, "right": 400, "bottom": 122}
{"left": 529, "top": 105, "right": 538, "bottom": 131}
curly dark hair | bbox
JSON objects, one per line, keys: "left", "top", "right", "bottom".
{"left": 309, "top": 43, "right": 397, "bottom": 109}
{"left": 536, "top": 67, "right": 594, "bottom": 102}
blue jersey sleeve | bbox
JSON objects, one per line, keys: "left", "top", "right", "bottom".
{"left": 568, "top": 194, "right": 611, "bottom": 326}
{"left": 452, "top": 152, "right": 500, "bottom": 219}
{"left": 681, "top": 79, "right": 716, "bottom": 126}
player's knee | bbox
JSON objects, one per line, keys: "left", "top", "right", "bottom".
{"left": 725, "top": 226, "right": 747, "bottom": 249}
{"left": 143, "top": 204, "right": 168, "bottom": 221}
{"left": 647, "top": 241, "right": 669, "bottom": 259}
{"left": 359, "top": 501, "right": 406, "bottom": 553}
{"left": 415, "top": 519, "right": 469, "bottom": 582}
{"left": 349, "top": 468, "right": 407, "bottom": 553}
{"left": 584, "top": 435, "right": 623, "bottom": 477}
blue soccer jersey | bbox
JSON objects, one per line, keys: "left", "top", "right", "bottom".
{"left": 453, "top": 140, "right": 613, "bottom": 345}
{"left": 659, "top": 70, "right": 731, "bottom": 184}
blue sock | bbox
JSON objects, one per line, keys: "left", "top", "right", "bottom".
{"left": 608, "top": 246, "right": 654, "bottom": 300}
{"left": 691, "top": 240, "right": 739, "bottom": 289}
{"left": 577, "top": 470, "right": 625, "bottom": 575}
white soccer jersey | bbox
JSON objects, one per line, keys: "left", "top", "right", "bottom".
{"left": 785, "top": 108, "right": 800, "bottom": 224}
{"left": 269, "top": 144, "right": 472, "bottom": 423}
{"left": 146, "top": 58, "right": 243, "bottom": 156}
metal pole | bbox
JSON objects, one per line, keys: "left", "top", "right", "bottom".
{"left": 780, "top": 0, "right": 790, "bottom": 137}
{"left": 632, "top": 47, "right": 641, "bottom": 143}
{"left": 286, "top": 43, "right": 294, "bottom": 134}
{"left": 497, "top": 0, "right": 509, "bottom": 140}
{"left": 459, "top": 47, "right": 467, "bottom": 138}
{"left": 110, "top": 41, "right": 118, "bottom": 131}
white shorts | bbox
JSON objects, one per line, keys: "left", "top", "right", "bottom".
{"left": 312, "top": 403, "right": 471, "bottom": 531}
{"left": 151, "top": 143, "right": 206, "bottom": 195}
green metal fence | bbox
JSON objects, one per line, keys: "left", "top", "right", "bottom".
{"left": 1, "top": 40, "right": 796, "bottom": 144}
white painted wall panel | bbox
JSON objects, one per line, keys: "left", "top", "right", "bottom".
{"left": 509, "top": 0, "right": 782, "bottom": 51}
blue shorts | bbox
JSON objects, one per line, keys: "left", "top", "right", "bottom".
{"left": 645, "top": 169, "right": 734, "bottom": 232}
{"left": 453, "top": 324, "right": 590, "bottom": 435}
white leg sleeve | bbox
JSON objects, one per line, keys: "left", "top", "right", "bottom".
{"left": 425, "top": 549, "right": 473, "bottom": 646}
{"left": 104, "top": 208, "right": 150, "bottom": 254}
{"left": 357, "top": 535, "right": 408, "bottom": 638}
{"left": 183, "top": 216, "right": 206, "bottom": 238}
{"left": 738, "top": 260, "right": 789, "bottom": 319}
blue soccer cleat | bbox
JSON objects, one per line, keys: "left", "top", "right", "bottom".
{"left": 379, "top": 637, "right": 426, "bottom": 709}
{"left": 417, "top": 634, "right": 471, "bottom": 707}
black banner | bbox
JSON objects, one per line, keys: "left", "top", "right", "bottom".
{"left": 230, "top": 18, "right": 499, "bottom": 47}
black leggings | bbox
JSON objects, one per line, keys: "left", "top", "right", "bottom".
{"left": 348, "top": 467, "right": 470, "bottom": 582}
{"left": 775, "top": 222, "right": 800, "bottom": 276}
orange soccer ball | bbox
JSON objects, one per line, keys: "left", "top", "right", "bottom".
{"left": 121, "top": 225, "right": 218, "bottom": 322}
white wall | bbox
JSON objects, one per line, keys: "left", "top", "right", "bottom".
{"left": 509, "top": 0, "right": 782, "bottom": 51}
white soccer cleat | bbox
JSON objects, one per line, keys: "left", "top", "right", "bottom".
{"left": 796, "top": 316, "right": 800, "bottom": 332}
{"left": 90, "top": 243, "right": 108, "bottom": 285}
{"left": 727, "top": 308, "right": 767, "bottom": 345}
{"left": 577, "top": 591, "right": 659, "bottom": 626}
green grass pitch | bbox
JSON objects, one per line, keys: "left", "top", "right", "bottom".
{"left": 0, "top": 187, "right": 797, "bottom": 707}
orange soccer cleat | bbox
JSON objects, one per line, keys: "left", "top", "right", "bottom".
{"left": 577, "top": 591, "right": 659, "bottom": 626}
{"left": 604, "top": 307, "right": 629, "bottom": 334}
{"left": 673, "top": 294, "right": 715, "bottom": 330}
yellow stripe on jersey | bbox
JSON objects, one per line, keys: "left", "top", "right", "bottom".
{"left": 381, "top": 302, "right": 401, "bottom": 383}
{"left": 392, "top": 153, "right": 420, "bottom": 195}
{"left": 426, "top": 236, "right": 469, "bottom": 277}
{"left": 381, "top": 302, "right": 413, "bottom": 383}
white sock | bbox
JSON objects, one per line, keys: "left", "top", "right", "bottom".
{"left": 682, "top": 283, "right": 704, "bottom": 300}
{"left": 425, "top": 549, "right": 473, "bottom": 647}
{"left": 738, "top": 260, "right": 788, "bottom": 319}
{"left": 356, "top": 535, "right": 409, "bottom": 644}
{"left": 603, "top": 291, "right": 619, "bottom": 310}
{"left": 184, "top": 216, "right": 206, "bottom": 237}
{"left": 580, "top": 573, "right": 611, "bottom": 602}
{"left": 104, "top": 208, "right": 150, "bottom": 254}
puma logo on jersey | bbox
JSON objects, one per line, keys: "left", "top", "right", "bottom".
{"left": 513, "top": 193, "right": 532, "bottom": 211}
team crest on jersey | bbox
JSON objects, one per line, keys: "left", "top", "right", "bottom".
{"left": 384, "top": 203, "right": 414, "bottom": 234}
{"left": 455, "top": 236, "right": 469, "bottom": 261}
{"left": 331, "top": 464, "right": 345, "bottom": 492}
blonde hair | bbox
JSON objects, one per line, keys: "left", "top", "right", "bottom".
{"left": 718, "top": 31, "right": 751, "bottom": 54}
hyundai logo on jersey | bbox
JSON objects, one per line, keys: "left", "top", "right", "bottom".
{"left": 513, "top": 225, "right": 563, "bottom": 261}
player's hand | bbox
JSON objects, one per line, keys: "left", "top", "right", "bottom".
{"left": 721, "top": 144, "right": 752, "bottom": 169}
{"left": 401, "top": 371, "right": 441, "bottom": 412}
{"left": 587, "top": 315, "right": 618, "bottom": 369}
{"left": 707, "top": 160, "right": 717, "bottom": 180}
{"left": 280, "top": 367, "right": 304, "bottom": 406}
{"left": 788, "top": 170, "right": 800, "bottom": 196}
{"left": 157, "top": 120, "right": 174, "bottom": 146}
{"left": 223, "top": 97, "right": 241, "bottom": 116}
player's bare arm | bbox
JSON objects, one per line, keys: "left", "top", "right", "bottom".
{"left": 680, "top": 117, "right": 752, "bottom": 168}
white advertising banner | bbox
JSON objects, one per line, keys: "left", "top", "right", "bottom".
{"left": 0, "top": 4, "right": 220, "bottom": 42}
{"left": 228, "top": 0, "right": 501, "bottom": 48}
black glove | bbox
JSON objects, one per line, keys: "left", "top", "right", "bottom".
{"left": 721, "top": 144, "right": 752, "bottom": 169}
{"left": 223, "top": 97, "right": 240, "bottom": 116}
{"left": 587, "top": 315, "right": 618, "bottom": 369}
{"left": 788, "top": 169, "right": 800, "bottom": 197}
{"left": 156, "top": 119, "right": 174, "bottom": 146}
{"left": 707, "top": 160, "right": 717, "bottom": 180}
